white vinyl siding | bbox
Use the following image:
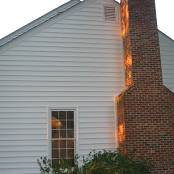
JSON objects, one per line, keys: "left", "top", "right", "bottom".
{"left": 0, "top": 0, "right": 123, "bottom": 173}
{"left": 159, "top": 32, "right": 174, "bottom": 92}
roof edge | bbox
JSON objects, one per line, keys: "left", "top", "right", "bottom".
{"left": 0, "top": 0, "right": 81, "bottom": 47}
{"left": 159, "top": 30, "right": 174, "bottom": 43}
{"left": 0, "top": 0, "right": 173, "bottom": 48}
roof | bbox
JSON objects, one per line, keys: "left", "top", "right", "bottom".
{"left": 0, "top": 0, "right": 173, "bottom": 48}
{"left": 0, "top": 0, "right": 81, "bottom": 47}
{"left": 159, "top": 30, "right": 174, "bottom": 43}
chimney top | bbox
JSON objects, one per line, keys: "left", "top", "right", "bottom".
{"left": 121, "top": 0, "right": 162, "bottom": 87}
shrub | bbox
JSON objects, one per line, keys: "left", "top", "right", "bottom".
{"left": 37, "top": 156, "right": 81, "bottom": 174}
{"left": 82, "top": 150, "right": 151, "bottom": 174}
{"left": 38, "top": 150, "right": 151, "bottom": 174}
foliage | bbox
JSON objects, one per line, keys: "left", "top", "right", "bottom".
{"left": 37, "top": 156, "right": 82, "bottom": 174}
{"left": 37, "top": 157, "right": 52, "bottom": 174}
{"left": 82, "top": 150, "right": 151, "bottom": 174}
{"left": 37, "top": 151, "right": 151, "bottom": 174}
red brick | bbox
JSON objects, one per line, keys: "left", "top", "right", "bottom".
{"left": 118, "top": 0, "right": 174, "bottom": 173}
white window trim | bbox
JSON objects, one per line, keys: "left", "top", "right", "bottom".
{"left": 47, "top": 107, "right": 79, "bottom": 160}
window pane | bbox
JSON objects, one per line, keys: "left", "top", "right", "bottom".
{"left": 67, "top": 111, "right": 74, "bottom": 120}
{"left": 52, "top": 130, "right": 59, "bottom": 138}
{"left": 60, "top": 130, "right": 66, "bottom": 138}
{"left": 67, "top": 121, "right": 74, "bottom": 129}
{"left": 60, "top": 121, "right": 66, "bottom": 129}
{"left": 60, "top": 149, "right": 66, "bottom": 158}
{"left": 59, "top": 111, "right": 66, "bottom": 120}
{"left": 52, "top": 149, "right": 59, "bottom": 158}
{"left": 67, "top": 140, "right": 74, "bottom": 149}
{"left": 67, "top": 149, "right": 74, "bottom": 159}
{"left": 60, "top": 140, "right": 66, "bottom": 149}
{"left": 52, "top": 117, "right": 62, "bottom": 129}
{"left": 67, "top": 130, "right": 74, "bottom": 138}
{"left": 52, "top": 140, "right": 60, "bottom": 149}
{"left": 52, "top": 111, "right": 58, "bottom": 118}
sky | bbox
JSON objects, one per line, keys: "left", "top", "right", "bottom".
{"left": 0, "top": 0, "right": 173, "bottom": 40}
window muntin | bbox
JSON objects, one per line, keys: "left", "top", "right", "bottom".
{"left": 51, "top": 111, "right": 75, "bottom": 165}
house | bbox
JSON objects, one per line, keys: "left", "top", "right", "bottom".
{"left": 0, "top": 0, "right": 173, "bottom": 173}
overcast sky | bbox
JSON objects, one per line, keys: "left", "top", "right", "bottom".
{"left": 0, "top": 0, "right": 173, "bottom": 40}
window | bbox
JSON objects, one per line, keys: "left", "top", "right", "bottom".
{"left": 51, "top": 110, "right": 75, "bottom": 166}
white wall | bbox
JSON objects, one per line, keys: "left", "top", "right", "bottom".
{"left": 0, "top": 0, "right": 124, "bottom": 173}
{"left": 159, "top": 32, "right": 174, "bottom": 92}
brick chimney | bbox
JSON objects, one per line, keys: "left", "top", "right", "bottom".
{"left": 117, "top": 0, "right": 174, "bottom": 173}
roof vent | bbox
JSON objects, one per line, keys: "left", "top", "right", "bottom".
{"left": 104, "top": 6, "right": 116, "bottom": 21}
